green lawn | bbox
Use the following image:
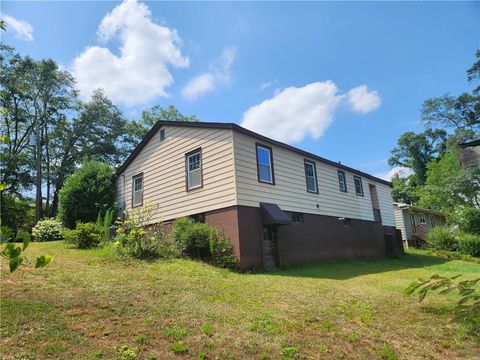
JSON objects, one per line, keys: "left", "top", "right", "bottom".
{"left": 1, "top": 242, "right": 479, "bottom": 360}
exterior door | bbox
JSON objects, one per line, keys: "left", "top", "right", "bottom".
{"left": 409, "top": 213, "right": 416, "bottom": 234}
{"left": 262, "top": 225, "right": 279, "bottom": 269}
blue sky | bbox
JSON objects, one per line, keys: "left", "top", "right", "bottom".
{"left": 2, "top": 1, "right": 479, "bottom": 179}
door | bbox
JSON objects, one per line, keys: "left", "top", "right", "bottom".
{"left": 262, "top": 225, "right": 279, "bottom": 269}
{"left": 409, "top": 213, "right": 416, "bottom": 235}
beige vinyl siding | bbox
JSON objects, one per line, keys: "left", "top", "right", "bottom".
{"left": 393, "top": 206, "right": 407, "bottom": 241}
{"left": 233, "top": 132, "right": 396, "bottom": 226}
{"left": 116, "top": 125, "right": 236, "bottom": 224}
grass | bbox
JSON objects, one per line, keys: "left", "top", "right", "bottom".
{"left": 1, "top": 241, "right": 479, "bottom": 359}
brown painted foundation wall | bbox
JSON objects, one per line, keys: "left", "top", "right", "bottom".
{"left": 204, "top": 205, "right": 400, "bottom": 270}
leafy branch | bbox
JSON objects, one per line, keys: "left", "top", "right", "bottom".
{"left": 1, "top": 231, "right": 52, "bottom": 272}
{"left": 405, "top": 274, "right": 480, "bottom": 337}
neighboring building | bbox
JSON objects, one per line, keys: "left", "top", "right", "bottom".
{"left": 116, "top": 120, "right": 402, "bottom": 270}
{"left": 393, "top": 203, "right": 446, "bottom": 248}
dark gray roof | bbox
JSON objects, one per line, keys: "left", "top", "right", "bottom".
{"left": 116, "top": 120, "right": 392, "bottom": 187}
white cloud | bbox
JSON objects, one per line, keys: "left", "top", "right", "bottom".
{"left": 241, "top": 81, "right": 382, "bottom": 143}
{"left": 182, "top": 47, "right": 236, "bottom": 101}
{"left": 241, "top": 81, "right": 343, "bottom": 143}
{"left": 257, "top": 79, "right": 278, "bottom": 92}
{"left": 1, "top": 14, "right": 34, "bottom": 41}
{"left": 374, "top": 166, "right": 413, "bottom": 181}
{"left": 346, "top": 85, "right": 381, "bottom": 113}
{"left": 72, "top": 0, "right": 189, "bottom": 107}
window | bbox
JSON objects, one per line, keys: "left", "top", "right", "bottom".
{"left": 338, "top": 170, "right": 347, "bottom": 192}
{"left": 304, "top": 160, "right": 318, "bottom": 193}
{"left": 160, "top": 129, "right": 165, "bottom": 141}
{"left": 430, "top": 215, "right": 436, "bottom": 227}
{"left": 419, "top": 212, "right": 426, "bottom": 224}
{"left": 291, "top": 212, "right": 304, "bottom": 223}
{"left": 353, "top": 175, "right": 364, "bottom": 196}
{"left": 186, "top": 149, "right": 202, "bottom": 190}
{"left": 132, "top": 174, "right": 143, "bottom": 207}
{"left": 256, "top": 144, "right": 274, "bottom": 184}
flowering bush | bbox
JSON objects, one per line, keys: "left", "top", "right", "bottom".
{"left": 32, "top": 218, "right": 64, "bottom": 242}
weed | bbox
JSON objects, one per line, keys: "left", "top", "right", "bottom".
{"left": 164, "top": 326, "right": 188, "bottom": 340}
{"left": 380, "top": 343, "right": 399, "bottom": 360}
{"left": 201, "top": 323, "right": 215, "bottom": 337}
{"left": 170, "top": 342, "right": 188, "bottom": 355}
{"left": 281, "top": 346, "right": 300, "bottom": 360}
{"left": 116, "top": 345, "right": 137, "bottom": 360}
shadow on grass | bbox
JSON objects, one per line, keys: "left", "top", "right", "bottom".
{"left": 261, "top": 252, "right": 449, "bottom": 280}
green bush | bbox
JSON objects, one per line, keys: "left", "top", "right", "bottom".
{"left": 457, "top": 233, "right": 480, "bottom": 257}
{"left": 32, "top": 218, "right": 64, "bottom": 242}
{"left": 0, "top": 226, "right": 14, "bottom": 243}
{"left": 58, "top": 160, "right": 115, "bottom": 229}
{"left": 173, "top": 217, "right": 238, "bottom": 270}
{"left": 114, "top": 205, "right": 176, "bottom": 259}
{"left": 0, "top": 194, "right": 34, "bottom": 235}
{"left": 461, "top": 207, "right": 480, "bottom": 235}
{"left": 64, "top": 222, "right": 102, "bottom": 249}
{"left": 426, "top": 226, "right": 457, "bottom": 251}
{"left": 173, "top": 217, "right": 213, "bottom": 260}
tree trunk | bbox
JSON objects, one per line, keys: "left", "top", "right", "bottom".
{"left": 35, "top": 121, "right": 43, "bottom": 223}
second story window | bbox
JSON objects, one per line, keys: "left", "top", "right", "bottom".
{"left": 186, "top": 149, "right": 202, "bottom": 190}
{"left": 256, "top": 144, "right": 274, "bottom": 184}
{"left": 304, "top": 160, "right": 318, "bottom": 193}
{"left": 132, "top": 174, "right": 143, "bottom": 207}
{"left": 353, "top": 175, "right": 364, "bottom": 196}
{"left": 338, "top": 170, "right": 347, "bottom": 192}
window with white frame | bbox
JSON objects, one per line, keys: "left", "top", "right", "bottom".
{"left": 419, "top": 212, "right": 426, "bottom": 224}
{"left": 256, "top": 144, "right": 274, "bottom": 184}
{"left": 353, "top": 175, "right": 364, "bottom": 196}
{"left": 186, "top": 149, "right": 202, "bottom": 190}
{"left": 132, "top": 174, "right": 143, "bottom": 207}
{"left": 338, "top": 170, "right": 347, "bottom": 192}
{"left": 430, "top": 215, "right": 435, "bottom": 227}
{"left": 304, "top": 160, "right": 318, "bottom": 193}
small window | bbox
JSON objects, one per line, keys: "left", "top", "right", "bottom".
{"left": 186, "top": 149, "right": 202, "bottom": 190}
{"left": 256, "top": 144, "right": 274, "bottom": 184}
{"left": 132, "top": 174, "right": 143, "bottom": 207}
{"left": 430, "top": 215, "right": 436, "bottom": 227}
{"left": 304, "top": 160, "right": 318, "bottom": 193}
{"left": 160, "top": 129, "right": 165, "bottom": 141}
{"left": 419, "top": 213, "right": 426, "bottom": 224}
{"left": 291, "top": 212, "right": 304, "bottom": 223}
{"left": 353, "top": 175, "right": 364, "bottom": 196}
{"left": 338, "top": 170, "right": 347, "bottom": 192}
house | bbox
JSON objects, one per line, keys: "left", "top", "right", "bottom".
{"left": 393, "top": 203, "right": 446, "bottom": 248}
{"left": 115, "top": 120, "right": 402, "bottom": 270}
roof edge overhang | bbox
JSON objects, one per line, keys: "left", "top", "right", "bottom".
{"left": 115, "top": 120, "right": 393, "bottom": 187}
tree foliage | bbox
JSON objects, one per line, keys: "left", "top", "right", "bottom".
{"left": 58, "top": 161, "right": 115, "bottom": 229}
{"left": 418, "top": 150, "right": 480, "bottom": 220}
{"left": 390, "top": 173, "right": 419, "bottom": 204}
{"left": 388, "top": 129, "right": 447, "bottom": 185}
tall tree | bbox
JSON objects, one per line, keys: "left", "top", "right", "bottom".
{"left": 421, "top": 50, "right": 480, "bottom": 138}
{"left": 126, "top": 105, "right": 199, "bottom": 145}
{"left": 390, "top": 174, "right": 419, "bottom": 205}
{"left": 388, "top": 129, "right": 447, "bottom": 185}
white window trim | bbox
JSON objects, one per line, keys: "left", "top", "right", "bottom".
{"left": 304, "top": 160, "right": 317, "bottom": 193}
{"left": 419, "top": 212, "right": 426, "bottom": 224}
{"left": 186, "top": 150, "right": 202, "bottom": 190}
{"left": 257, "top": 145, "right": 274, "bottom": 184}
{"left": 132, "top": 174, "right": 143, "bottom": 207}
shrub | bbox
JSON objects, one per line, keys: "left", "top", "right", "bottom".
{"left": 0, "top": 194, "right": 34, "bottom": 234}
{"left": 173, "top": 217, "right": 238, "bottom": 270}
{"left": 457, "top": 233, "right": 480, "bottom": 257}
{"left": 426, "top": 226, "right": 457, "bottom": 251}
{"left": 0, "top": 226, "right": 14, "bottom": 243}
{"left": 32, "top": 218, "right": 64, "bottom": 242}
{"left": 461, "top": 207, "right": 480, "bottom": 235}
{"left": 58, "top": 160, "right": 115, "bottom": 229}
{"left": 64, "top": 222, "right": 102, "bottom": 249}
{"left": 96, "top": 207, "right": 116, "bottom": 241}
{"left": 173, "top": 217, "right": 213, "bottom": 260}
{"left": 114, "top": 204, "right": 176, "bottom": 259}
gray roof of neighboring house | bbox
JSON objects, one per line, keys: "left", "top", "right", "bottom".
{"left": 393, "top": 202, "right": 445, "bottom": 217}
{"left": 116, "top": 120, "right": 393, "bottom": 187}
